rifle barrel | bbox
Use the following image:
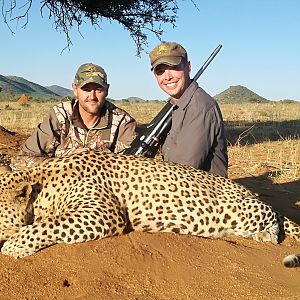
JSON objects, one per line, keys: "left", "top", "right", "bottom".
{"left": 193, "top": 44, "right": 222, "bottom": 81}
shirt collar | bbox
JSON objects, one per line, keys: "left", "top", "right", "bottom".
{"left": 171, "top": 80, "right": 199, "bottom": 110}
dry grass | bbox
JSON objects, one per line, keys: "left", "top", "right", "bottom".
{"left": 0, "top": 100, "right": 299, "bottom": 181}
{"left": 221, "top": 102, "right": 300, "bottom": 122}
{"left": 0, "top": 101, "right": 299, "bottom": 133}
{"left": 115, "top": 102, "right": 165, "bottom": 124}
{"left": 229, "top": 139, "right": 300, "bottom": 182}
{"left": 0, "top": 100, "right": 298, "bottom": 127}
{"left": 0, "top": 102, "right": 54, "bottom": 134}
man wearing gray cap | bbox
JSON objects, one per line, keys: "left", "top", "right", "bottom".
{"left": 149, "top": 42, "right": 228, "bottom": 177}
{"left": 10, "top": 63, "right": 136, "bottom": 169}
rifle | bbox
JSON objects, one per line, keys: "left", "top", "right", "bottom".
{"left": 124, "top": 44, "right": 222, "bottom": 157}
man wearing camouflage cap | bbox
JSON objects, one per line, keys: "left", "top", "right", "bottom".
{"left": 149, "top": 42, "right": 228, "bottom": 177}
{"left": 10, "top": 63, "right": 136, "bottom": 169}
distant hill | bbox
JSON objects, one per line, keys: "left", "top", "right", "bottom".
{"left": 0, "top": 75, "right": 61, "bottom": 98}
{"left": 125, "top": 96, "right": 146, "bottom": 102}
{"left": 45, "top": 85, "right": 73, "bottom": 97}
{"left": 214, "top": 85, "right": 270, "bottom": 103}
{"left": 1, "top": 75, "right": 296, "bottom": 103}
{"left": 0, "top": 75, "right": 40, "bottom": 96}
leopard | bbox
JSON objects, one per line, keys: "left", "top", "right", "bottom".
{"left": 0, "top": 151, "right": 299, "bottom": 267}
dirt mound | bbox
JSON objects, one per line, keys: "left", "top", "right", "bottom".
{"left": 17, "top": 94, "right": 31, "bottom": 103}
{"left": 0, "top": 125, "right": 27, "bottom": 156}
{"left": 0, "top": 233, "right": 299, "bottom": 300}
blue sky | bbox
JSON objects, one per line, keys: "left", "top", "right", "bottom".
{"left": 1, "top": 0, "right": 300, "bottom": 101}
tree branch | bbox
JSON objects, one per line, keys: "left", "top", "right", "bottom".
{"left": 1, "top": 0, "right": 180, "bottom": 55}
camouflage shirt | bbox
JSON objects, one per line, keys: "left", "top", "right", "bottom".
{"left": 10, "top": 99, "right": 136, "bottom": 170}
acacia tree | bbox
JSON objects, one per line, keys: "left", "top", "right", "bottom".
{"left": 1, "top": 0, "right": 197, "bottom": 54}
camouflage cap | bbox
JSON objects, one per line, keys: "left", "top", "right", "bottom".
{"left": 149, "top": 42, "right": 188, "bottom": 71}
{"left": 74, "top": 63, "right": 108, "bottom": 88}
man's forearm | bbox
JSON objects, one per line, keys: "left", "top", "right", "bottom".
{"left": 9, "top": 155, "right": 48, "bottom": 171}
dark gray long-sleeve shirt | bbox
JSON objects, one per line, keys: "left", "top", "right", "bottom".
{"left": 161, "top": 81, "right": 228, "bottom": 177}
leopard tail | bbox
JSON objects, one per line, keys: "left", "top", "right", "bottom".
{"left": 280, "top": 215, "right": 300, "bottom": 268}
{"left": 282, "top": 254, "right": 300, "bottom": 268}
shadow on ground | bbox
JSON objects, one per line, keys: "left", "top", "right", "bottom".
{"left": 225, "top": 119, "right": 299, "bottom": 146}
{"left": 234, "top": 173, "right": 300, "bottom": 224}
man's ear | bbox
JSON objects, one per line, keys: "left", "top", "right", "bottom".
{"left": 187, "top": 61, "right": 191, "bottom": 74}
{"left": 72, "top": 83, "right": 78, "bottom": 97}
{"left": 105, "top": 84, "right": 110, "bottom": 97}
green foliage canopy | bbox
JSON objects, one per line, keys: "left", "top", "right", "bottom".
{"left": 0, "top": 0, "right": 188, "bottom": 54}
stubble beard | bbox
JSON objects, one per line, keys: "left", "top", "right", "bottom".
{"left": 80, "top": 101, "right": 104, "bottom": 116}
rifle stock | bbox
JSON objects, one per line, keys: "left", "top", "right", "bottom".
{"left": 124, "top": 44, "right": 222, "bottom": 158}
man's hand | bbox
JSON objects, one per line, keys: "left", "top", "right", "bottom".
{"left": 71, "top": 147, "right": 91, "bottom": 155}
{"left": 0, "top": 165, "right": 12, "bottom": 174}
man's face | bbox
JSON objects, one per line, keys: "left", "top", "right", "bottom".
{"left": 154, "top": 60, "right": 191, "bottom": 100}
{"left": 72, "top": 82, "right": 108, "bottom": 115}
